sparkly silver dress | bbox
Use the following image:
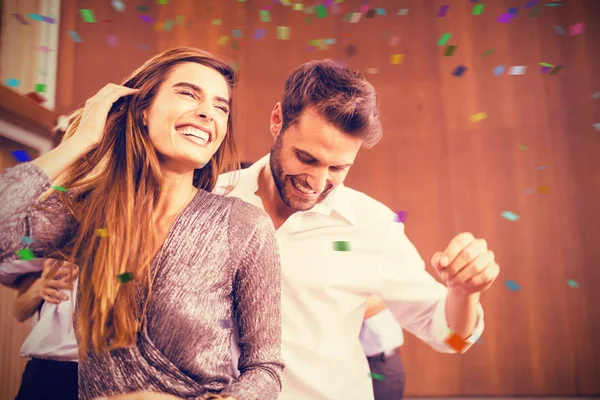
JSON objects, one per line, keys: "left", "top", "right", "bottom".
{"left": 0, "top": 163, "right": 284, "bottom": 400}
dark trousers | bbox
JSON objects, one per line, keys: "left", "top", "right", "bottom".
{"left": 367, "top": 349, "right": 405, "bottom": 400}
{"left": 15, "top": 358, "right": 78, "bottom": 400}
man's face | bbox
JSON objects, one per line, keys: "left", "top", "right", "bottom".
{"left": 269, "top": 107, "right": 362, "bottom": 211}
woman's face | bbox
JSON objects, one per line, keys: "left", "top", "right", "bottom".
{"left": 143, "top": 62, "right": 231, "bottom": 170}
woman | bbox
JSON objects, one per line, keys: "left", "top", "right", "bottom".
{"left": 0, "top": 47, "right": 283, "bottom": 400}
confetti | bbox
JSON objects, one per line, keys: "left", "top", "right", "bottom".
{"left": 349, "top": 13, "right": 362, "bottom": 23}
{"left": 232, "top": 29, "right": 242, "bottom": 38}
{"left": 217, "top": 36, "right": 229, "bottom": 45}
{"left": 591, "top": 92, "right": 600, "bottom": 99}
{"left": 529, "top": 5, "right": 541, "bottom": 18}
{"left": 333, "top": 241, "right": 351, "bottom": 251}
{"left": 554, "top": 26, "right": 565, "bottom": 35}
{"left": 79, "top": 9, "right": 97, "bottom": 23}
{"left": 470, "top": 112, "right": 488, "bottom": 122}
{"left": 17, "top": 249, "right": 36, "bottom": 261}
{"left": 482, "top": 49, "right": 495, "bottom": 57}
{"left": 276, "top": 26, "right": 290, "bottom": 40}
{"left": 473, "top": 4, "right": 484, "bottom": 15}
{"left": 524, "top": 188, "right": 533, "bottom": 195}
{"left": 137, "top": 5, "right": 148, "bottom": 12}
{"left": 12, "top": 13, "right": 30, "bottom": 25}
{"left": 390, "top": 54, "right": 403, "bottom": 65}
{"left": 316, "top": 5, "right": 327, "bottom": 18}
{"left": 593, "top": 123, "right": 600, "bottom": 132}
{"left": 164, "top": 19, "right": 174, "bottom": 31}
{"left": 518, "top": 145, "right": 528, "bottom": 150}
{"left": 117, "top": 272, "right": 134, "bottom": 284}
{"left": 508, "top": 7, "right": 518, "bottom": 15}
{"left": 524, "top": 0, "right": 539, "bottom": 8}
{"left": 5, "top": 78, "right": 20, "bottom": 87}
{"left": 538, "top": 185, "right": 549, "bottom": 194}
{"left": 68, "top": 30, "right": 83, "bottom": 43}
{"left": 437, "top": 33, "right": 452, "bottom": 46}
{"left": 501, "top": 211, "right": 519, "bottom": 221}
{"left": 567, "top": 279, "right": 579, "bottom": 288}
{"left": 28, "top": 14, "right": 56, "bottom": 23}
{"left": 156, "top": 0, "right": 169, "bottom": 4}
{"left": 39, "top": 45, "right": 53, "bottom": 53}
{"left": 388, "top": 35, "right": 400, "bottom": 46}
{"left": 254, "top": 28, "right": 266, "bottom": 40}
{"left": 51, "top": 185, "right": 68, "bottom": 192}
{"left": 219, "top": 319, "right": 232, "bottom": 328}
{"left": 375, "top": 8, "right": 386, "bottom": 16}
{"left": 397, "top": 9, "right": 410, "bottom": 16}
{"left": 140, "top": 15, "right": 154, "bottom": 23}
{"left": 366, "top": 9, "right": 376, "bottom": 18}
{"left": 569, "top": 23, "right": 584, "bottom": 36}
{"left": 436, "top": 5, "right": 450, "bottom": 17}
{"left": 368, "top": 373, "right": 386, "bottom": 380}
{"left": 444, "top": 332, "right": 467, "bottom": 352}
{"left": 97, "top": 228, "right": 109, "bottom": 237}
{"left": 452, "top": 65, "right": 467, "bottom": 77}
{"left": 34, "top": 83, "right": 47, "bottom": 93}
{"left": 496, "top": 13, "right": 514, "bottom": 23}
{"left": 176, "top": 15, "right": 185, "bottom": 25}
{"left": 549, "top": 65, "right": 564, "bottom": 75}
{"left": 260, "top": 10, "right": 270, "bottom": 22}
{"left": 344, "top": 44, "right": 358, "bottom": 57}
{"left": 106, "top": 35, "right": 119, "bottom": 46}
{"left": 493, "top": 65, "right": 505, "bottom": 76}
{"left": 444, "top": 45, "right": 457, "bottom": 56}
{"left": 293, "top": 3, "right": 304, "bottom": 11}
{"left": 11, "top": 150, "right": 32, "bottom": 162}
{"left": 394, "top": 211, "right": 408, "bottom": 223}
{"left": 508, "top": 66, "right": 527, "bottom": 75}
{"left": 541, "top": 66, "right": 552, "bottom": 74}
{"left": 111, "top": 0, "right": 126, "bottom": 12}
{"left": 504, "top": 280, "right": 520, "bottom": 291}
{"left": 21, "top": 236, "right": 34, "bottom": 245}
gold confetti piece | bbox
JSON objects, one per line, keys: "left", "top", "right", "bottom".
{"left": 518, "top": 145, "right": 528, "bottom": 150}
{"left": 217, "top": 35, "right": 229, "bottom": 45}
{"left": 97, "top": 228, "right": 108, "bottom": 237}
{"left": 390, "top": 54, "right": 404, "bottom": 65}
{"left": 293, "top": 3, "right": 304, "bottom": 11}
{"left": 212, "top": 19, "right": 222, "bottom": 25}
{"left": 470, "top": 112, "right": 488, "bottom": 122}
{"left": 538, "top": 185, "right": 549, "bottom": 194}
{"left": 276, "top": 26, "right": 290, "bottom": 40}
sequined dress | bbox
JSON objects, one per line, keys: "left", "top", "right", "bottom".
{"left": 0, "top": 163, "right": 284, "bottom": 400}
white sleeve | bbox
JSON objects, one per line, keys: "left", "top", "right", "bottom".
{"left": 377, "top": 222, "right": 484, "bottom": 353}
{"left": 0, "top": 259, "right": 45, "bottom": 284}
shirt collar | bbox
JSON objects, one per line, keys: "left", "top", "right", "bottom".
{"left": 235, "top": 154, "right": 357, "bottom": 226}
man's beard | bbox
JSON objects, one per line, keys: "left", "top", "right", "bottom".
{"left": 269, "top": 137, "right": 332, "bottom": 211}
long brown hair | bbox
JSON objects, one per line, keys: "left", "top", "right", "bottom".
{"left": 52, "top": 47, "right": 239, "bottom": 357}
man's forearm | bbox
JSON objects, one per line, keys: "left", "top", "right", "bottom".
{"left": 13, "top": 275, "right": 43, "bottom": 322}
{"left": 363, "top": 295, "right": 387, "bottom": 320}
{"left": 445, "top": 290, "right": 480, "bottom": 338}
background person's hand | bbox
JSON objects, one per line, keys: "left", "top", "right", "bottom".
{"left": 35, "top": 259, "right": 79, "bottom": 304}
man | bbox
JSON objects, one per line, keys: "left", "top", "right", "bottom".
{"left": 217, "top": 59, "right": 496, "bottom": 400}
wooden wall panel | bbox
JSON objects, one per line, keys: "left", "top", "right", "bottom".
{"left": 48, "top": 0, "right": 600, "bottom": 397}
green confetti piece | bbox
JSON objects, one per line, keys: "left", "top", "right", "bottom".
{"left": 473, "top": 4, "right": 485, "bottom": 15}
{"left": 529, "top": 4, "right": 541, "bottom": 18}
{"left": 260, "top": 10, "right": 270, "bottom": 22}
{"left": 368, "top": 373, "right": 385, "bottom": 381}
{"left": 293, "top": 3, "right": 303, "bottom": 11}
{"left": 117, "top": 272, "right": 134, "bottom": 284}
{"left": 518, "top": 144, "right": 528, "bottom": 150}
{"left": 316, "top": 5, "right": 327, "bottom": 18}
{"left": 276, "top": 26, "right": 290, "bottom": 40}
{"left": 333, "top": 241, "right": 351, "bottom": 251}
{"left": 79, "top": 9, "right": 97, "bottom": 23}
{"left": 17, "top": 248, "right": 36, "bottom": 261}
{"left": 51, "top": 185, "right": 68, "bottom": 192}
{"left": 164, "top": 19, "right": 174, "bottom": 31}
{"left": 34, "top": 83, "right": 47, "bottom": 93}
{"left": 501, "top": 211, "right": 520, "bottom": 221}
{"left": 549, "top": 65, "right": 564, "bottom": 75}
{"left": 567, "top": 279, "right": 579, "bottom": 288}
{"left": 444, "top": 45, "right": 457, "bottom": 56}
{"left": 175, "top": 15, "right": 185, "bottom": 24}
{"left": 539, "top": 62, "right": 553, "bottom": 67}
{"left": 213, "top": 19, "right": 222, "bottom": 25}
{"left": 482, "top": 49, "right": 495, "bottom": 57}
{"left": 156, "top": 0, "right": 169, "bottom": 4}
{"left": 137, "top": 5, "right": 148, "bottom": 12}
{"left": 437, "top": 33, "right": 452, "bottom": 46}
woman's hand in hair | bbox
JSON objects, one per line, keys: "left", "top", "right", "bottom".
{"left": 73, "top": 83, "right": 140, "bottom": 151}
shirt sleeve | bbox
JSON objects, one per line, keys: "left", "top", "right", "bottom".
{"left": 377, "top": 221, "right": 485, "bottom": 353}
{"left": 359, "top": 309, "right": 404, "bottom": 356}
{"left": 219, "top": 200, "right": 284, "bottom": 400}
{"left": 0, "top": 259, "right": 45, "bottom": 285}
{"left": 0, "top": 163, "right": 76, "bottom": 264}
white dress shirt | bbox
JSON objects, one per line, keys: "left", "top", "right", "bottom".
{"left": 0, "top": 259, "right": 79, "bottom": 362}
{"left": 216, "top": 155, "right": 485, "bottom": 400}
{"left": 360, "top": 309, "right": 404, "bottom": 357}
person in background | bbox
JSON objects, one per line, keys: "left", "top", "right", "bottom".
{"left": 0, "top": 47, "right": 283, "bottom": 400}
{"left": 217, "top": 59, "right": 497, "bottom": 400}
{"left": 1, "top": 259, "right": 79, "bottom": 400}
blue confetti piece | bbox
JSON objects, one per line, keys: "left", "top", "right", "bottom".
{"left": 68, "top": 30, "right": 83, "bottom": 43}
{"left": 592, "top": 92, "right": 600, "bottom": 99}
{"left": 524, "top": 0, "right": 539, "bottom": 8}
{"left": 232, "top": 29, "right": 242, "bottom": 38}
{"left": 11, "top": 150, "right": 32, "bottom": 162}
{"left": 567, "top": 279, "right": 579, "bottom": 288}
{"left": 524, "top": 188, "right": 533, "bottom": 195}
{"left": 254, "top": 28, "right": 266, "bottom": 40}
{"left": 111, "top": 0, "right": 126, "bottom": 12}
{"left": 5, "top": 78, "right": 20, "bottom": 87}
{"left": 508, "top": 7, "right": 517, "bottom": 15}
{"left": 21, "top": 236, "right": 34, "bottom": 245}
{"left": 554, "top": 25, "right": 565, "bottom": 35}
{"left": 452, "top": 65, "right": 467, "bottom": 77}
{"left": 375, "top": 8, "right": 386, "bottom": 16}
{"left": 493, "top": 65, "right": 505, "bottom": 76}
{"left": 504, "top": 280, "right": 520, "bottom": 291}
{"left": 501, "top": 211, "right": 520, "bottom": 221}
{"left": 593, "top": 123, "right": 600, "bottom": 132}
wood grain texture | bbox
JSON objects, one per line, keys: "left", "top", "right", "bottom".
{"left": 50, "top": 0, "right": 600, "bottom": 396}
